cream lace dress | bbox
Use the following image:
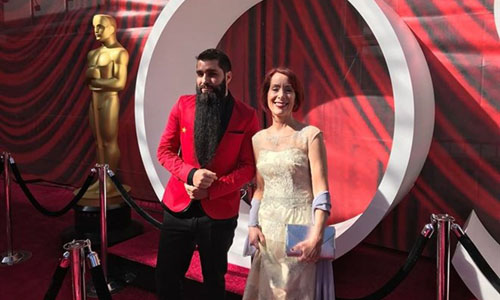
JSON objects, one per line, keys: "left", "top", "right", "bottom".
{"left": 243, "top": 125, "right": 325, "bottom": 300}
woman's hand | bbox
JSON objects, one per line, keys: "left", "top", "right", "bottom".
{"left": 248, "top": 226, "right": 266, "bottom": 250}
{"left": 293, "top": 234, "right": 322, "bottom": 263}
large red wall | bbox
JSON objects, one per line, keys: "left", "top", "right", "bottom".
{"left": 0, "top": 0, "right": 498, "bottom": 255}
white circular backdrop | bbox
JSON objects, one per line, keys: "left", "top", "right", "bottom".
{"left": 135, "top": 0, "right": 434, "bottom": 267}
{"left": 495, "top": 0, "right": 500, "bottom": 38}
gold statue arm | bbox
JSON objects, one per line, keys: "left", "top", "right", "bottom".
{"left": 85, "top": 50, "right": 100, "bottom": 86}
{"left": 90, "top": 49, "right": 129, "bottom": 91}
{"left": 86, "top": 67, "right": 100, "bottom": 79}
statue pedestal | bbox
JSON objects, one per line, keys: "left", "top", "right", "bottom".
{"left": 62, "top": 185, "right": 143, "bottom": 247}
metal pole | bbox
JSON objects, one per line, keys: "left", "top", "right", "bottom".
{"left": 85, "top": 166, "right": 127, "bottom": 296}
{"left": 64, "top": 240, "right": 88, "bottom": 300}
{"left": 98, "top": 164, "right": 109, "bottom": 280}
{"left": 1, "top": 152, "right": 31, "bottom": 265}
{"left": 3, "top": 152, "right": 13, "bottom": 259}
{"left": 432, "top": 214, "right": 454, "bottom": 300}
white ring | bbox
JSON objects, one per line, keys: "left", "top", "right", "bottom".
{"left": 495, "top": 0, "right": 500, "bottom": 38}
{"left": 135, "top": 0, "right": 434, "bottom": 265}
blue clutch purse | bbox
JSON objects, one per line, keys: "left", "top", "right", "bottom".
{"left": 285, "top": 224, "right": 335, "bottom": 260}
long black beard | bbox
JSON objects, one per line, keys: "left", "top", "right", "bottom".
{"left": 194, "top": 82, "right": 226, "bottom": 167}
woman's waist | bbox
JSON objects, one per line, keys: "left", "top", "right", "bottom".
{"left": 259, "top": 212, "right": 312, "bottom": 229}
{"left": 261, "top": 193, "right": 312, "bottom": 205}
{"left": 259, "top": 199, "right": 312, "bottom": 224}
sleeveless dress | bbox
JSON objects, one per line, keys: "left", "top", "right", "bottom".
{"left": 243, "top": 125, "right": 332, "bottom": 300}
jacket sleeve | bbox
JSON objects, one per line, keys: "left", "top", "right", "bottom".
{"left": 157, "top": 98, "right": 196, "bottom": 182}
{"left": 207, "top": 109, "right": 260, "bottom": 199}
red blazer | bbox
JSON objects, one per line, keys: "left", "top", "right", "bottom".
{"left": 157, "top": 94, "right": 260, "bottom": 219}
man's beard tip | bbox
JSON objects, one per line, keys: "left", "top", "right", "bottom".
{"left": 194, "top": 92, "right": 223, "bottom": 167}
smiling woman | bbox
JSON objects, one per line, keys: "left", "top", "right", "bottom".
{"left": 261, "top": 68, "right": 303, "bottom": 116}
{"left": 267, "top": 73, "right": 296, "bottom": 116}
{"left": 244, "top": 67, "right": 334, "bottom": 299}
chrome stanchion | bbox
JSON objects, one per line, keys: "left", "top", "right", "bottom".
{"left": 64, "top": 239, "right": 89, "bottom": 300}
{"left": 86, "top": 164, "right": 123, "bottom": 297}
{"left": 1, "top": 152, "right": 31, "bottom": 266}
{"left": 98, "top": 164, "right": 109, "bottom": 280}
{"left": 432, "top": 214, "right": 454, "bottom": 300}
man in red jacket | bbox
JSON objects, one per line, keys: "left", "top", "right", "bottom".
{"left": 156, "top": 48, "right": 259, "bottom": 299}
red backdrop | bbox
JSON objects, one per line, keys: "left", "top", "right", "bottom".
{"left": 0, "top": 0, "right": 498, "bottom": 255}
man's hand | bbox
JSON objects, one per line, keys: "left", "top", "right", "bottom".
{"left": 184, "top": 183, "right": 208, "bottom": 200}
{"left": 193, "top": 169, "right": 217, "bottom": 189}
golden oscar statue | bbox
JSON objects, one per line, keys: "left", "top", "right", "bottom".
{"left": 65, "top": 14, "right": 141, "bottom": 247}
{"left": 81, "top": 14, "right": 129, "bottom": 205}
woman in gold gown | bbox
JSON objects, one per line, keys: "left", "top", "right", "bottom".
{"left": 243, "top": 68, "right": 334, "bottom": 300}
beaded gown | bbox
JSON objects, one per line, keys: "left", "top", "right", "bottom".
{"left": 243, "top": 125, "right": 331, "bottom": 300}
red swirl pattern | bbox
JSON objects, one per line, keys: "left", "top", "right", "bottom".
{"left": 0, "top": 0, "right": 498, "bottom": 254}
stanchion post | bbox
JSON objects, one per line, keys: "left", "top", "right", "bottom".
{"left": 1, "top": 152, "right": 31, "bottom": 265}
{"left": 98, "top": 164, "right": 109, "bottom": 280}
{"left": 86, "top": 164, "right": 125, "bottom": 296}
{"left": 432, "top": 214, "right": 454, "bottom": 300}
{"left": 64, "top": 240, "right": 89, "bottom": 300}
{"left": 3, "top": 152, "right": 13, "bottom": 260}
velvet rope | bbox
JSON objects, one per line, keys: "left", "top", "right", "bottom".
{"left": 43, "top": 252, "right": 70, "bottom": 300}
{"left": 336, "top": 224, "right": 433, "bottom": 300}
{"left": 240, "top": 183, "right": 254, "bottom": 206}
{"left": 453, "top": 228, "right": 500, "bottom": 293}
{"left": 107, "top": 170, "right": 254, "bottom": 230}
{"left": 9, "top": 159, "right": 96, "bottom": 217}
{"left": 106, "top": 170, "right": 163, "bottom": 230}
{"left": 88, "top": 264, "right": 113, "bottom": 300}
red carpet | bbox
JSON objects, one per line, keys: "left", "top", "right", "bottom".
{"left": 0, "top": 180, "right": 477, "bottom": 299}
{"left": 108, "top": 230, "right": 249, "bottom": 295}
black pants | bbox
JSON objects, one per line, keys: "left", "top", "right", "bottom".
{"left": 155, "top": 202, "right": 237, "bottom": 300}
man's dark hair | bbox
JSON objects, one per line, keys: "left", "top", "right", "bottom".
{"left": 196, "top": 48, "right": 232, "bottom": 73}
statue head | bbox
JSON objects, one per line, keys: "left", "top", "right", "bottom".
{"left": 92, "top": 14, "right": 117, "bottom": 42}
